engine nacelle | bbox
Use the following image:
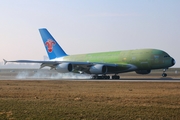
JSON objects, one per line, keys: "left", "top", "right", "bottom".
{"left": 55, "top": 63, "right": 73, "bottom": 73}
{"left": 135, "top": 70, "right": 151, "bottom": 74}
{"left": 89, "top": 64, "right": 107, "bottom": 74}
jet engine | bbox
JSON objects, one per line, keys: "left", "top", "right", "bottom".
{"left": 135, "top": 70, "right": 151, "bottom": 74}
{"left": 89, "top": 64, "right": 107, "bottom": 74}
{"left": 55, "top": 63, "right": 73, "bottom": 73}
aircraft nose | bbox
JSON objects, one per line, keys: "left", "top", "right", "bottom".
{"left": 171, "top": 58, "right": 176, "bottom": 66}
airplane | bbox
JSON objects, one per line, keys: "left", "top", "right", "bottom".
{"left": 3, "top": 28, "right": 175, "bottom": 79}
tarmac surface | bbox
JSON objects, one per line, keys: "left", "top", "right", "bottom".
{"left": 0, "top": 68, "right": 179, "bottom": 82}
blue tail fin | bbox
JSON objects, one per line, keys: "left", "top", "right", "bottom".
{"left": 39, "top": 28, "right": 67, "bottom": 60}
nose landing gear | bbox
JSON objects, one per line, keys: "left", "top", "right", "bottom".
{"left": 162, "top": 69, "right": 167, "bottom": 77}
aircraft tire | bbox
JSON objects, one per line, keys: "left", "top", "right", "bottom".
{"left": 104, "top": 76, "right": 110, "bottom": 79}
{"left": 92, "top": 75, "right": 110, "bottom": 79}
{"left": 106, "top": 76, "right": 110, "bottom": 79}
{"left": 162, "top": 73, "right": 167, "bottom": 77}
{"left": 112, "top": 75, "right": 120, "bottom": 79}
{"left": 92, "top": 76, "right": 97, "bottom": 79}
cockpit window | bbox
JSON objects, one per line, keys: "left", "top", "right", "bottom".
{"left": 164, "top": 55, "right": 170, "bottom": 58}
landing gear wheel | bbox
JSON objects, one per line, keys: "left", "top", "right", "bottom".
{"left": 92, "top": 75, "right": 110, "bottom": 79}
{"left": 104, "top": 76, "right": 110, "bottom": 79}
{"left": 92, "top": 76, "right": 97, "bottom": 79}
{"left": 112, "top": 75, "right": 120, "bottom": 79}
{"left": 162, "top": 69, "right": 168, "bottom": 77}
{"left": 162, "top": 73, "right": 167, "bottom": 77}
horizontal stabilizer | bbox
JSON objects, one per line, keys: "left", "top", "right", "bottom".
{"left": 3, "top": 59, "right": 7, "bottom": 65}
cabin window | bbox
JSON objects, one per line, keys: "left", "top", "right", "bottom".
{"left": 154, "top": 55, "right": 159, "bottom": 59}
{"left": 164, "top": 55, "right": 170, "bottom": 58}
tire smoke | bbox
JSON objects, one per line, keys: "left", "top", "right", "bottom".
{"left": 16, "top": 70, "right": 91, "bottom": 80}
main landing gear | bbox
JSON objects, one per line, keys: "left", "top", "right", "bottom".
{"left": 92, "top": 75, "right": 120, "bottom": 79}
{"left": 112, "top": 75, "right": 120, "bottom": 79}
{"left": 162, "top": 69, "right": 167, "bottom": 77}
{"left": 92, "top": 75, "right": 110, "bottom": 79}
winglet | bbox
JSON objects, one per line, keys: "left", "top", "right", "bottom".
{"left": 3, "top": 59, "right": 7, "bottom": 65}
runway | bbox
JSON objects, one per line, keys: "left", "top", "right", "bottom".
{"left": 0, "top": 68, "right": 179, "bottom": 82}
{"left": 0, "top": 77, "right": 180, "bottom": 82}
{"left": 73, "top": 79, "right": 180, "bottom": 82}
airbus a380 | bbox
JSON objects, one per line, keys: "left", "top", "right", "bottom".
{"left": 4, "top": 28, "right": 175, "bottom": 79}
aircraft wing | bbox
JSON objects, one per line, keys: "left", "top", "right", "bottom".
{"left": 3, "top": 59, "right": 118, "bottom": 67}
{"left": 3, "top": 59, "right": 136, "bottom": 74}
{"left": 3, "top": 59, "right": 56, "bottom": 64}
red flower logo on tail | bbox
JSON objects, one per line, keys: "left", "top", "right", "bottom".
{"left": 45, "top": 39, "right": 56, "bottom": 53}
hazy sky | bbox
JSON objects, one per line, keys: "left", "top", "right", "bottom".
{"left": 0, "top": 0, "right": 179, "bottom": 67}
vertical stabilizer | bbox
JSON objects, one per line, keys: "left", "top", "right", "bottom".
{"left": 39, "top": 28, "right": 67, "bottom": 59}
